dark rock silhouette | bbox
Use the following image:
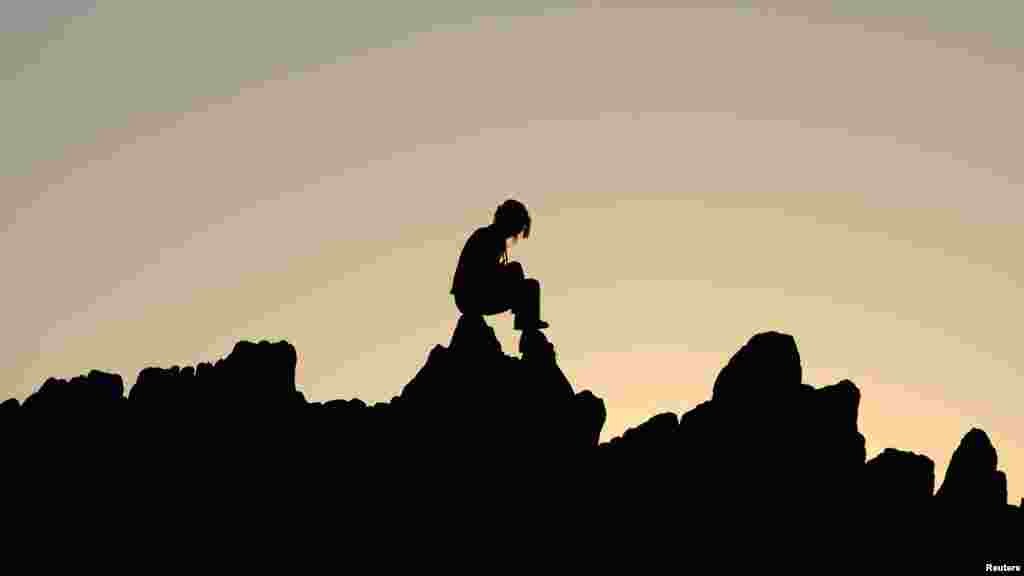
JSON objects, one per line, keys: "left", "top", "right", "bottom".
{"left": 864, "top": 447, "right": 936, "bottom": 508}
{"left": 711, "top": 330, "right": 803, "bottom": 403}
{"left": 0, "top": 325, "right": 1019, "bottom": 563}
{"left": 937, "top": 428, "right": 1009, "bottom": 510}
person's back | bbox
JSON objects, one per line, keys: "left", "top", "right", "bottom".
{"left": 450, "top": 224, "right": 504, "bottom": 300}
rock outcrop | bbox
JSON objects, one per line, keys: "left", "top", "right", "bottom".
{"left": 937, "top": 428, "right": 1010, "bottom": 511}
{"left": 0, "top": 324, "right": 1018, "bottom": 561}
{"left": 863, "top": 448, "right": 936, "bottom": 507}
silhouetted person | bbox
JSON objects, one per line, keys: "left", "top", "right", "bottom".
{"left": 451, "top": 199, "right": 549, "bottom": 331}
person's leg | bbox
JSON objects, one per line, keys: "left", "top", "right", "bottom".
{"left": 457, "top": 290, "right": 507, "bottom": 318}
{"left": 507, "top": 261, "right": 525, "bottom": 282}
{"left": 513, "top": 278, "right": 548, "bottom": 330}
{"left": 502, "top": 262, "right": 528, "bottom": 319}
{"left": 476, "top": 263, "right": 522, "bottom": 316}
{"left": 456, "top": 263, "right": 542, "bottom": 326}
{"left": 463, "top": 277, "right": 514, "bottom": 317}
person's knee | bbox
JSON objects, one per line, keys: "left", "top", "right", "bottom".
{"left": 508, "top": 260, "right": 525, "bottom": 279}
{"left": 524, "top": 278, "right": 540, "bottom": 289}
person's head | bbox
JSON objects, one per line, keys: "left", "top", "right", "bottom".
{"left": 493, "top": 199, "right": 531, "bottom": 246}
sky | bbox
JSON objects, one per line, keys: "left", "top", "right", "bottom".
{"left": 2, "top": 1, "right": 1021, "bottom": 504}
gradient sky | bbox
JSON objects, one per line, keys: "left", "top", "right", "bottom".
{"left": 3, "top": 1, "right": 1021, "bottom": 504}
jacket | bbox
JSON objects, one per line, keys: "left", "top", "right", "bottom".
{"left": 450, "top": 224, "right": 508, "bottom": 297}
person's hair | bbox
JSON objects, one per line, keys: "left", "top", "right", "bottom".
{"left": 493, "top": 199, "right": 531, "bottom": 239}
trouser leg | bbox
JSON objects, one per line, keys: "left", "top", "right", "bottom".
{"left": 513, "top": 278, "right": 541, "bottom": 330}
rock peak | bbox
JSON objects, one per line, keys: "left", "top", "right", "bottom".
{"left": 712, "top": 330, "right": 802, "bottom": 403}
{"left": 936, "top": 427, "right": 1007, "bottom": 509}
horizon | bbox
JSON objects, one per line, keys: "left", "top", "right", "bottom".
{"left": 3, "top": 1, "right": 1021, "bottom": 504}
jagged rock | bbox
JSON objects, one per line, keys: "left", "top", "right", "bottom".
{"left": 130, "top": 341, "right": 299, "bottom": 417}
{"left": 807, "top": 380, "right": 867, "bottom": 474}
{"left": 398, "top": 344, "right": 454, "bottom": 405}
{"left": 815, "top": 379, "right": 860, "bottom": 432}
{"left": 864, "top": 448, "right": 935, "bottom": 506}
{"left": 929, "top": 429, "right": 1018, "bottom": 557}
{"left": 23, "top": 369, "right": 124, "bottom": 411}
{"left": 131, "top": 365, "right": 188, "bottom": 405}
{"left": 449, "top": 314, "right": 503, "bottom": 357}
{"left": 606, "top": 412, "right": 678, "bottom": 451}
{"left": 0, "top": 327, "right": 1017, "bottom": 557}
{"left": 936, "top": 428, "right": 1007, "bottom": 510}
{"left": 601, "top": 412, "right": 679, "bottom": 486}
{"left": 712, "top": 331, "right": 802, "bottom": 404}
{"left": 395, "top": 316, "right": 591, "bottom": 468}
{"left": 0, "top": 398, "right": 18, "bottom": 433}
{"left": 571, "top": 390, "right": 606, "bottom": 449}
{"left": 658, "top": 341, "right": 865, "bottom": 513}
{"left": 519, "top": 329, "right": 555, "bottom": 361}
{"left": 219, "top": 340, "right": 298, "bottom": 404}
{"left": 995, "top": 470, "right": 1009, "bottom": 508}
